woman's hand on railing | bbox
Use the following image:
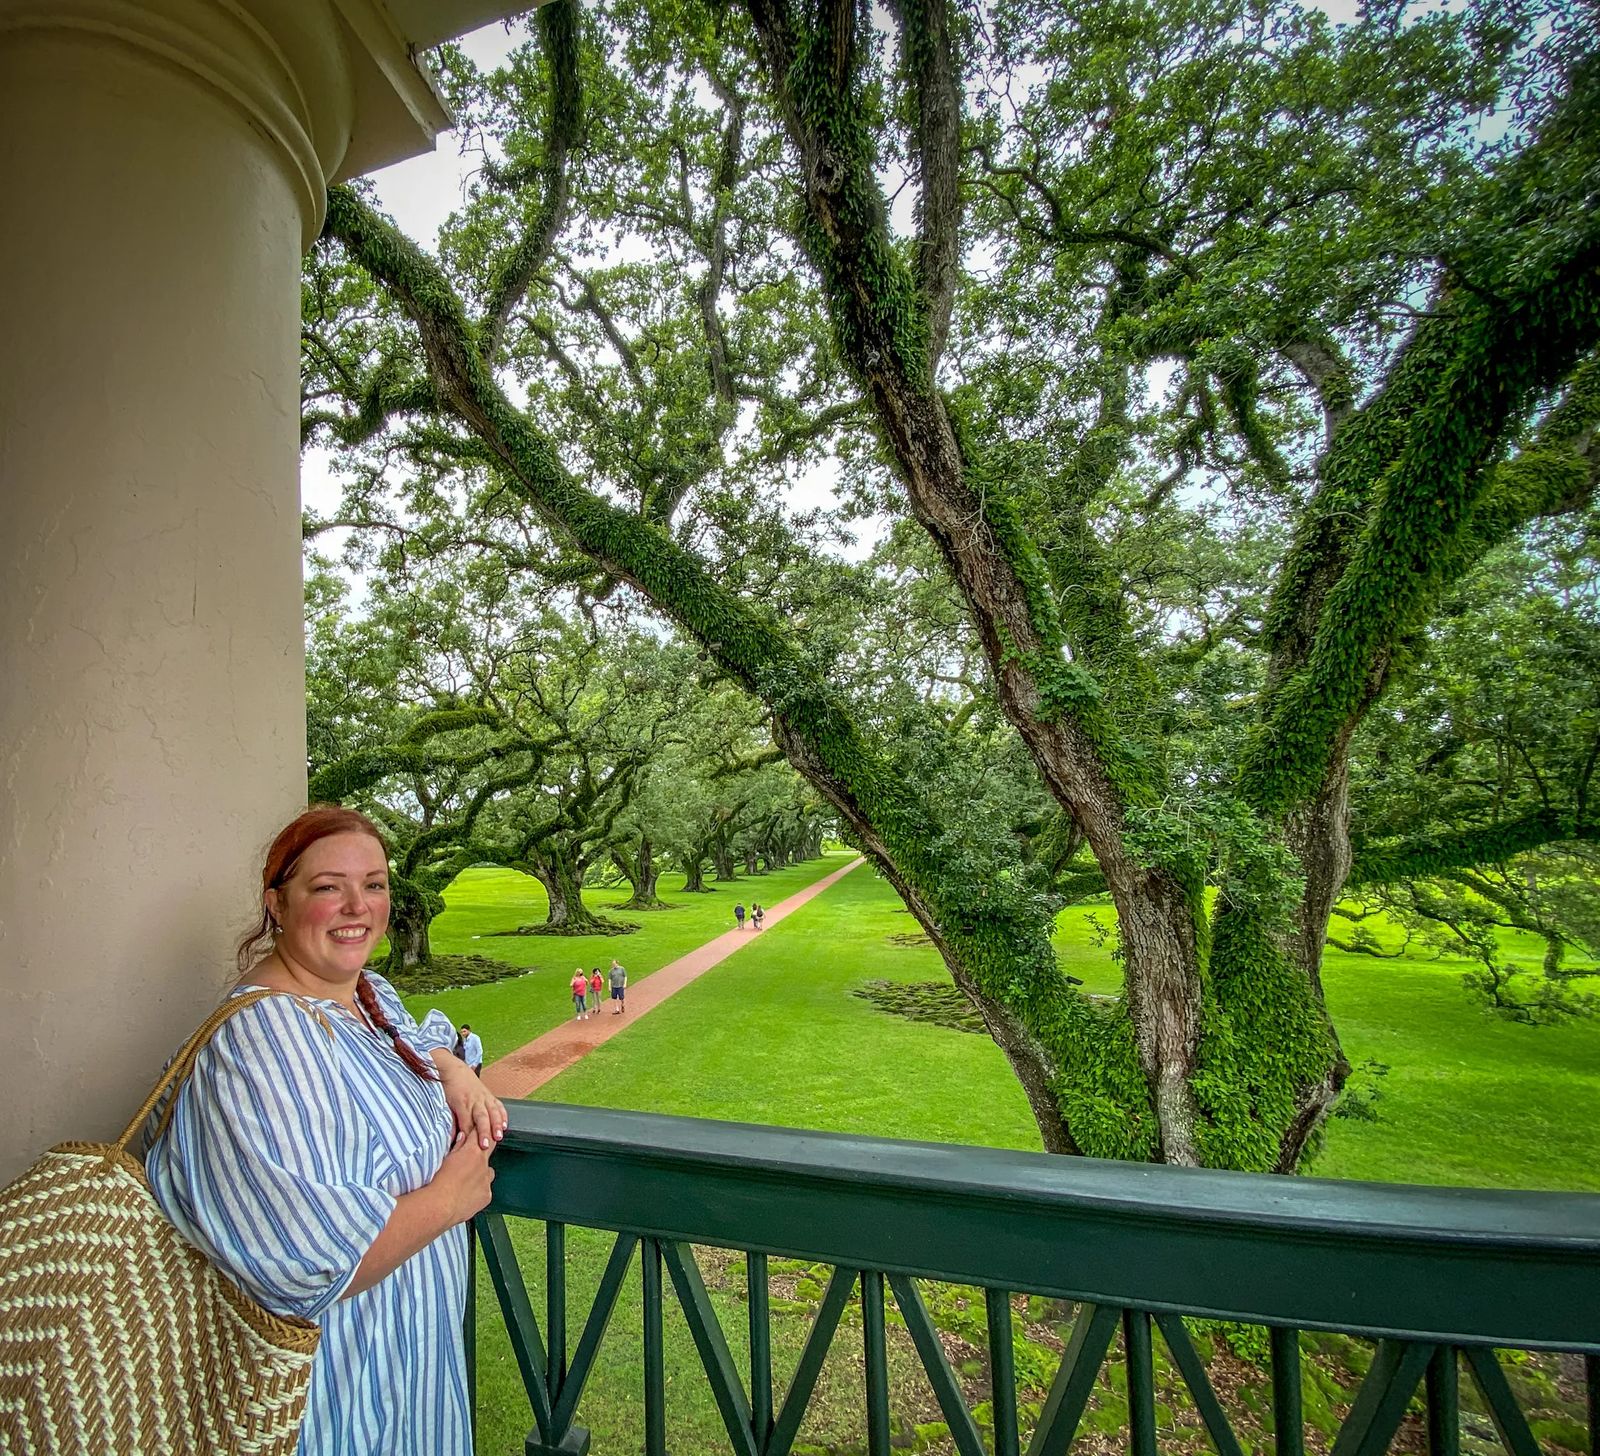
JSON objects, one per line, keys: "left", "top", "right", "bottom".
{"left": 432, "top": 1050, "right": 508, "bottom": 1151}
{"left": 434, "top": 1129, "right": 497, "bottom": 1224}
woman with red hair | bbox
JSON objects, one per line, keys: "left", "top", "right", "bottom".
{"left": 145, "top": 806, "right": 506, "bottom": 1455}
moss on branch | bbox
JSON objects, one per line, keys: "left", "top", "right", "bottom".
{"left": 1348, "top": 810, "right": 1597, "bottom": 887}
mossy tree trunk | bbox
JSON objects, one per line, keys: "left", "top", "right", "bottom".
{"left": 614, "top": 836, "right": 665, "bottom": 909}
{"left": 523, "top": 846, "right": 608, "bottom": 933}
{"left": 737, "top": 0, "right": 1600, "bottom": 1170}
{"left": 383, "top": 877, "right": 441, "bottom": 974}
{"left": 741, "top": 0, "right": 1220, "bottom": 1162}
{"left": 681, "top": 853, "right": 710, "bottom": 893}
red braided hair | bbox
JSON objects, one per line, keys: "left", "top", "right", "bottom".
{"left": 237, "top": 804, "right": 438, "bottom": 1083}
{"left": 355, "top": 971, "right": 439, "bottom": 1082}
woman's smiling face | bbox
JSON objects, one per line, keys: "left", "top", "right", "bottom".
{"left": 264, "top": 831, "right": 390, "bottom": 990}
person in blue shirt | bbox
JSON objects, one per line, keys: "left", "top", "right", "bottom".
{"left": 457, "top": 1024, "right": 484, "bottom": 1074}
{"left": 146, "top": 805, "right": 507, "bottom": 1456}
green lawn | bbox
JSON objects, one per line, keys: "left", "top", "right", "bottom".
{"left": 434, "top": 858, "right": 1599, "bottom": 1454}
{"left": 532, "top": 862, "right": 1042, "bottom": 1146}
{"left": 537, "top": 868, "right": 1600, "bottom": 1191}
{"left": 398, "top": 853, "right": 852, "bottom": 1072}
{"left": 1313, "top": 945, "right": 1600, "bottom": 1189}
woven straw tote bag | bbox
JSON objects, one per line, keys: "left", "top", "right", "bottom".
{"left": 0, "top": 992, "right": 320, "bottom": 1455}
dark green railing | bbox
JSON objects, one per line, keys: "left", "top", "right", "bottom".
{"left": 471, "top": 1102, "right": 1600, "bottom": 1456}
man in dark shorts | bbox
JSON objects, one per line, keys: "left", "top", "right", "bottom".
{"left": 734, "top": 902, "right": 746, "bottom": 930}
{"left": 609, "top": 959, "right": 627, "bottom": 1013}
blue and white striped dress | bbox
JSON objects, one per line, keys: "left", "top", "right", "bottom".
{"left": 145, "top": 973, "right": 471, "bottom": 1455}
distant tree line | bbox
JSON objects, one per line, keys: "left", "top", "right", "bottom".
{"left": 304, "top": 564, "right": 831, "bottom": 971}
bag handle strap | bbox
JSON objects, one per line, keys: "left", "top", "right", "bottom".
{"left": 113, "top": 990, "right": 286, "bottom": 1155}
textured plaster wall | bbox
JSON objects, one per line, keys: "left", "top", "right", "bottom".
{"left": 0, "top": 29, "right": 311, "bottom": 1178}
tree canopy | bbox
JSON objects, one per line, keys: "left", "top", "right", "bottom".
{"left": 301, "top": 0, "right": 1600, "bottom": 1168}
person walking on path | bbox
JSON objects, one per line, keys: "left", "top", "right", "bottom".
{"left": 608, "top": 959, "right": 627, "bottom": 1013}
{"left": 457, "top": 1024, "right": 484, "bottom": 1075}
{"left": 734, "top": 902, "right": 746, "bottom": 930}
{"left": 588, "top": 968, "right": 603, "bottom": 1015}
{"left": 751, "top": 902, "right": 764, "bottom": 930}
{"left": 570, "top": 968, "right": 589, "bottom": 1020}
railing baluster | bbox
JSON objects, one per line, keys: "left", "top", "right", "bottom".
{"left": 547, "top": 1221, "right": 567, "bottom": 1397}
{"left": 642, "top": 1236, "right": 668, "bottom": 1456}
{"left": 664, "top": 1242, "right": 757, "bottom": 1456}
{"left": 862, "top": 1269, "right": 891, "bottom": 1456}
{"left": 1587, "top": 1353, "right": 1598, "bottom": 1456}
{"left": 1153, "top": 1315, "right": 1244, "bottom": 1456}
{"left": 1331, "top": 1340, "right": 1435, "bottom": 1456}
{"left": 888, "top": 1274, "right": 987, "bottom": 1456}
{"left": 465, "top": 1218, "right": 477, "bottom": 1450}
{"left": 549, "top": 1232, "right": 639, "bottom": 1438}
{"left": 986, "top": 1288, "right": 1021, "bottom": 1456}
{"left": 749, "top": 1252, "right": 774, "bottom": 1451}
{"left": 1426, "top": 1347, "right": 1459, "bottom": 1456}
{"left": 1124, "top": 1309, "right": 1158, "bottom": 1456}
{"left": 1028, "top": 1303, "right": 1120, "bottom": 1456}
{"left": 768, "top": 1267, "right": 857, "bottom": 1456}
{"left": 475, "top": 1212, "right": 553, "bottom": 1442}
{"left": 1271, "top": 1327, "right": 1304, "bottom": 1456}
{"left": 1462, "top": 1348, "right": 1541, "bottom": 1456}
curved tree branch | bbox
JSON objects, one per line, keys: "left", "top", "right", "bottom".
{"left": 893, "top": 0, "right": 961, "bottom": 365}
{"left": 480, "top": 0, "right": 583, "bottom": 361}
{"left": 324, "top": 180, "right": 1115, "bottom": 1156}
{"left": 1347, "top": 809, "right": 1599, "bottom": 888}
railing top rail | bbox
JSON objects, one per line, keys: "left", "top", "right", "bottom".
{"left": 491, "top": 1103, "right": 1600, "bottom": 1351}
{"left": 504, "top": 1103, "right": 1600, "bottom": 1248}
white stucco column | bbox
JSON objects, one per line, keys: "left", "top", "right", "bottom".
{"left": 0, "top": 0, "right": 452, "bottom": 1181}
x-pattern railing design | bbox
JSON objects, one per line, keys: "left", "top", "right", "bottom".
{"left": 472, "top": 1103, "right": 1600, "bottom": 1456}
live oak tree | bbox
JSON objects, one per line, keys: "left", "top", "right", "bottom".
{"left": 483, "top": 620, "right": 683, "bottom": 934}
{"left": 305, "top": 555, "right": 668, "bottom": 946}
{"left": 1339, "top": 526, "right": 1600, "bottom": 1020}
{"left": 611, "top": 708, "right": 828, "bottom": 902}
{"left": 304, "top": 0, "right": 1600, "bottom": 1168}
{"left": 310, "top": 706, "right": 555, "bottom": 970}
{"left": 304, "top": 559, "right": 569, "bottom": 966}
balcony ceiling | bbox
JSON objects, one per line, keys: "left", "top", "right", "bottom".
{"left": 332, "top": 0, "right": 553, "bottom": 182}
{"left": 383, "top": 0, "right": 550, "bottom": 52}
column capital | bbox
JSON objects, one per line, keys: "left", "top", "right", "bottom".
{"left": 0, "top": 0, "right": 453, "bottom": 240}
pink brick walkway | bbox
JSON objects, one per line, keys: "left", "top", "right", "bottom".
{"left": 482, "top": 857, "right": 866, "bottom": 1098}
